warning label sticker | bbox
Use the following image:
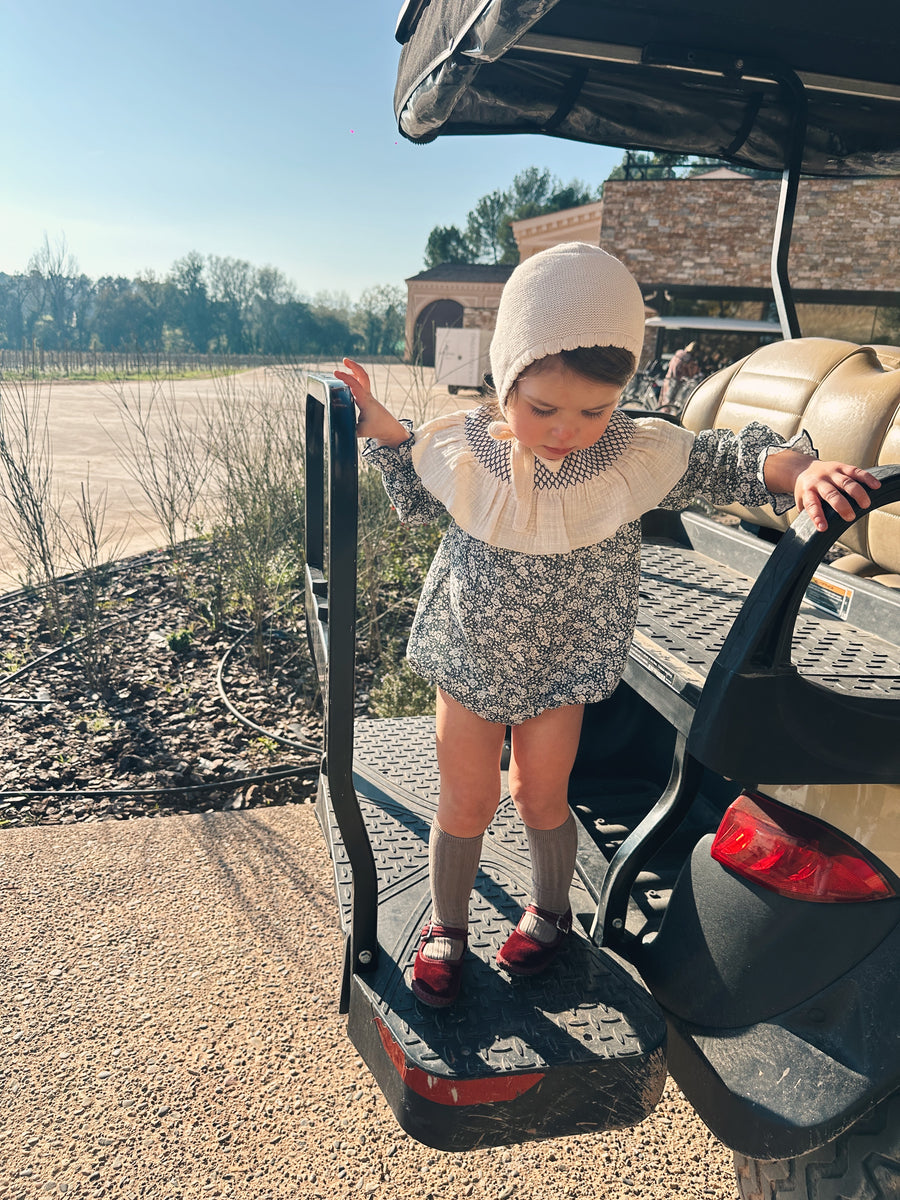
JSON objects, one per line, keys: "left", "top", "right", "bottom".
{"left": 805, "top": 574, "right": 854, "bottom": 620}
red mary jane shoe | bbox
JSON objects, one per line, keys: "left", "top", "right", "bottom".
{"left": 411, "top": 922, "right": 468, "bottom": 1007}
{"left": 496, "top": 905, "right": 572, "bottom": 976}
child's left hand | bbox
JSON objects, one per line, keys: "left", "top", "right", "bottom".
{"left": 769, "top": 452, "right": 881, "bottom": 532}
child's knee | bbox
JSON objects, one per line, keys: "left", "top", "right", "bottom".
{"left": 509, "top": 784, "right": 569, "bottom": 829}
{"left": 436, "top": 788, "right": 500, "bottom": 837}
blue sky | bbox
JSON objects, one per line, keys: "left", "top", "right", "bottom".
{"left": 1, "top": 0, "right": 622, "bottom": 299}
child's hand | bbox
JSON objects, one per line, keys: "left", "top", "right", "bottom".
{"left": 334, "top": 358, "right": 410, "bottom": 446}
{"left": 791, "top": 458, "right": 881, "bottom": 532}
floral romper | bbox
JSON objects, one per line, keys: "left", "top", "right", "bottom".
{"left": 362, "top": 407, "right": 811, "bottom": 725}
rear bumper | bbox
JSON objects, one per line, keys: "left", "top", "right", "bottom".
{"left": 666, "top": 1002, "right": 893, "bottom": 1160}
{"left": 647, "top": 840, "right": 900, "bottom": 1158}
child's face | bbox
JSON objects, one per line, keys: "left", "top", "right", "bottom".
{"left": 506, "top": 362, "right": 623, "bottom": 461}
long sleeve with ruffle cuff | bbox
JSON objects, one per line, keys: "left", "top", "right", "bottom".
{"left": 361, "top": 419, "right": 448, "bottom": 525}
{"left": 660, "top": 422, "right": 817, "bottom": 514}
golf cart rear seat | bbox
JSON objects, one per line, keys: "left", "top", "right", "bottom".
{"left": 624, "top": 337, "right": 900, "bottom": 792}
{"left": 682, "top": 337, "right": 900, "bottom": 585}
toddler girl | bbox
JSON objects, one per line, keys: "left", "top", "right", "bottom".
{"left": 335, "top": 242, "right": 878, "bottom": 1008}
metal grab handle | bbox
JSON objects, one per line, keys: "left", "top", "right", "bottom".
{"left": 591, "top": 731, "right": 702, "bottom": 949}
{"left": 304, "top": 374, "right": 379, "bottom": 975}
{"left": 689, "top": 464, "right": 900, "bottom": 785}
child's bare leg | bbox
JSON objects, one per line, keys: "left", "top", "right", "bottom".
{"left": 435, "top": 688, "right": 506, "bottom": 836}
{"left": 424, "top": 689, "right": 506, "bottom": 962}
{"left": 508, "top": 704, "right": 583, "bottom": 946}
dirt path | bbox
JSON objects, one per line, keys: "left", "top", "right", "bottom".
{"left": 0, "top": 807, "right": 738, "bottom": 1200}
{"left": 0, "top": 363, "right": 478, "bottom": 588}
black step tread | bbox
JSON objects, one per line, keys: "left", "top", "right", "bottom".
{"left": 637, "top": 542, "right": 900, "bottom": 699}
{"left": 339, "top": 717, "right": 665, "bottom": 1078}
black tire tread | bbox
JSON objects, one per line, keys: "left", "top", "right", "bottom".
{"left": 734, "top": 1090, "right": 900, "bottom": 1200}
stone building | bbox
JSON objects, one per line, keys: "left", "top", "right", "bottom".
{"left": 599, "top": 175, "right": 900, "bottom": 343}
{"left": 405, "top": 173, "right": 900, "bottom": 361}
{"left": 404, "top": 263, "right": 513, "bottom": 367}
{"left": 510, "top": 199, "right": 604, "bottom": 261}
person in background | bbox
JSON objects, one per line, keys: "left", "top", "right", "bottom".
{"left": 660, "top": 340, "right": 700, "bottom": 408}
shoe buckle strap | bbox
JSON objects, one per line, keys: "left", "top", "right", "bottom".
{"left": 421, "top": 921, "right": 467, "bottom": 941}
{"left": 525, "top": 904, "right": 571, "bottom": 932}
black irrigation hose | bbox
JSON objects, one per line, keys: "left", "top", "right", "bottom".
{"left": 215, "top": 625, "right": 323, "bottom": 756}
{"left": 0, "top": 765, "right": 318, "bottom": 804}
{"left": 0, "top": 601, "right": 173, "bottom": 707}
{"left": 0, "top": 570, "right": 325, "bottom": 806}
{"left": 0, "top": 546, "right": 172, "bottom": 614}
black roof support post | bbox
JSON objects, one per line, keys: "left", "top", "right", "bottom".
{"left": 770, "top": 66, "right": 807, "bottom": 340}
{"left": 641, "top": 47, "right": 808, "bottom": 340}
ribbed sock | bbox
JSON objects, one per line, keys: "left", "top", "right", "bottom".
{"left": 423, "top": 819, "right": 483, "bottom": 962}
{"left": 519, "top": 813, "right": 578, "bottom": 945}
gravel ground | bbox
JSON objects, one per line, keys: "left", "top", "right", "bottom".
{"left": 0, "top": 807, "right": 739, "bottom": 1200}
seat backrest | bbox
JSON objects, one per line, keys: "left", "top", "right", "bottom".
{"left": 680, "top": 338, "right": 900, "bottom": 574}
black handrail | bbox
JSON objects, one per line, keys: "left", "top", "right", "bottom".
{"left": 304, "top": 374, "right": 379, "bottom": 974}
{"left": 689, "top": 464, "right": 900, "bottom": 785}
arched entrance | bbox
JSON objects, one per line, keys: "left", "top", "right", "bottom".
{"left": 413, "top": 299, "right": 464, "bottom": 367}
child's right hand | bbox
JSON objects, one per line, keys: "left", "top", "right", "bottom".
{"left": 334, "top": 359, "right": 410, "bottom": 446}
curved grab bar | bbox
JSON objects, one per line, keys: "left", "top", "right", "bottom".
{"left": 688, "top": 463, "right": 900, "bottom": 785}
{"left": 304, "top": 373, "right": 378, "bottom": 976}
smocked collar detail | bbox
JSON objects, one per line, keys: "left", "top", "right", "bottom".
{"left": 463, "top": 405, "right": 637, "bottom": 489}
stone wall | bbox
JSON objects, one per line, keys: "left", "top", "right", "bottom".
{"left": 600, "top": 177, "right": 900, "bottom": 293}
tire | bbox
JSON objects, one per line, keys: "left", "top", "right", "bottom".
{"left": 448, "top": 384, "right": 459, "bottom": 395}
{"left": 734, "top": 1090, "right": 900, "bottom": 1200}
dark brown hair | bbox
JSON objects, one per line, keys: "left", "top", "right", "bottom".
{"left": 483, "top": 346, "right": 636, "bottom": 416}
{"left": 521, "top": 346, "right": 636, "bottom": 388}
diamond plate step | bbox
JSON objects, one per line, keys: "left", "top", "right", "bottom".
{"left": 638, "top": 543, "right": 900, "bottom": 699}
{"left": 319, "top": 716, "right": 667, "bottom": 1150}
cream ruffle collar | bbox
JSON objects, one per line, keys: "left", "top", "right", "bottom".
{"left": 411, "top": 407, "right": 695, "bottom": 554}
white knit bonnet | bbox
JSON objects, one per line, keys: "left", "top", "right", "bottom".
{"left": 489, "top": 242, "right": 646, "bottom": 409}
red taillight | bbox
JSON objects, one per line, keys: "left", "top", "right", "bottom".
{"left": 711, "top": 792, "right": 896, "bottom": 903}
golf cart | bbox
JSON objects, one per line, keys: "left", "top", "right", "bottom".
{"left": 643, "top": 315, "right": 783, "bottom": 375}
{"left": 625, "top": 315, "right": 784, "bottom": 412}
{"left": 305, "top": 3, "right": 900, "bottom": 1196}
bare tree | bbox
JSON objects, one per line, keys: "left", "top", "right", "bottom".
{"left": 28, "top": 234, "right": 82, "bottom": 348}
{"left": 0, "top": 379, "right": 63, "bottom": 629}
{"left": 110, "top": 378, "right": 215, "bottom": 567}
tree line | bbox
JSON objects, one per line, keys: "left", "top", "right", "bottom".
{"left": 424, "top": 166, "right": 600, "bottom": 267}
{"left": 423, "top": 156, "right": 775, "bottom": 268}
{"left": 0, "top": 237, "right": 406, "bottom": 358}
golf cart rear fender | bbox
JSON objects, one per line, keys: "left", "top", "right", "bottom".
{"left": 640, "top": 833, "right": 900, "bottom": 1028}
{"left": 638, "top": 835, "right": 900, "bottom": 1158}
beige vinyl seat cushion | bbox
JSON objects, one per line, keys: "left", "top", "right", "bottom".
{"left": 680, "top": 338, "right": 900, "bottom": 586}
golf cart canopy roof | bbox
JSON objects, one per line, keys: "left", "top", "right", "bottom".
{"left": 394, "top": 0, "right": 900, "bottom": 176}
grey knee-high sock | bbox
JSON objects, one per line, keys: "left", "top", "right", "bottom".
{"left": 520, "top": 813, "right": 578, "bottom": 945}
{"left": 424, "top": 819, "right": 483, "bottom": 962}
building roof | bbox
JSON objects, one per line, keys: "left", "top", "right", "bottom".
{"left": 692, "top": 167, "right": 749, "bottom": 179}
{"left": 406, "top": 263, "right": 516, "bottom": 283}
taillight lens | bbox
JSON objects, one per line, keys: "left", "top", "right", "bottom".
{"left": 711, "top": 791, "right": 896, "bottom": 903}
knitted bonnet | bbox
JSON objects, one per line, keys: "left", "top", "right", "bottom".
{"left": 489, "top": 242, "right": 646, "bottom": 409}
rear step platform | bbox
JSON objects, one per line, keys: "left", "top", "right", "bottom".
{"left": 318, "top": 716, "right": 667, "bottom": 1151}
